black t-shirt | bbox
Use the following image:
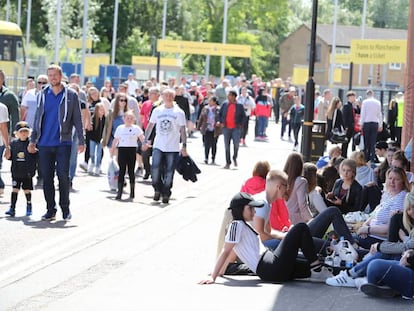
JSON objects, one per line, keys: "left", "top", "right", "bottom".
{"left": 10, "top": 138, "right": 37, "bottom": 179}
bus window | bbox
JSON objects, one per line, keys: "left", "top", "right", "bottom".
{"left": 16, "top": 40, "right": 25, "bottom": 65}
{"left": 2, "top": 39, "right": 12, "bottom": 61}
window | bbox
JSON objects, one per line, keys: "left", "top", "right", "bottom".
{"left": 389, "top": 63, "right": 401, "bottom": 70}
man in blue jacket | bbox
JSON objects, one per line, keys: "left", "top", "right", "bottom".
{"left": 28, "top": 65, "right": 85, "bottom": 221}
{"left": 218, "top": 90, "right": 245, "bottom": 169}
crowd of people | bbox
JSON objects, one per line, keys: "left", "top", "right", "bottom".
{"left": 2, "top": 66, "right": 414, "bottom": 299}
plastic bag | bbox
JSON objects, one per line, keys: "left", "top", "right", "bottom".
{"left": 107, "top": 157, "right": 119, "bottom": 191}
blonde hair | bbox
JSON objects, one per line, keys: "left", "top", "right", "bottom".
{"left": 403, "top": 192, "right": 414, "bottom": 233}
{"left": 326, "top": 97, "right": 341, "bottom": 120}
{"left": 349, "top": 151, "right": 366, "bottom": 167}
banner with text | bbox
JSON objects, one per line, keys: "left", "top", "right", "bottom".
{"left": 350, "top": 39, "right": 407, "bottom": 64}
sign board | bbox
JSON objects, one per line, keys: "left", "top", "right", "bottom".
{"left": 331, "top": 53, "right": 350, "bottom": 64}
{"left": 350, "top": 39, "right": 407, "bottom": 64}
{"left": 157, "top": 39, "right": 251, "bottom": 58}
{"left": 131, "top": 56, "right": 182, "bottom": 67}
{"left": 292, "top": 66, "right": 308, "bottom": 86}
{"left": 66, "top": 39, "right": 93, "bottom": 49}
{"left": 85, "top": 54, "right": 110, "bottom": 76}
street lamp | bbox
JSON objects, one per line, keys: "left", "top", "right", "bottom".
{"left": 111, "top": 0, "right": 119, "bottom": 65}
{"left": 156, "top": 0, "right": 168, "bottom": 82}
{"left": 54, "top": 0, "right": 62, "bottom": 63}
{"left": 220, "top": 0, "right": 228, "bottom": 78}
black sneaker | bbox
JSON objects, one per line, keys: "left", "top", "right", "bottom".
{"left": 42, "top": 211, "right": 56, "bottom": 221}
{"left": 63, "top": 212, "right": 72, "bottom": 221}
{"left": 162, "top": 196, "right": 170, "bottom": 204}
{"left": 153, "top": 191, "right": 161, "bottom": 201}
{"left": 360, "top": 283, "right": 399, "bottom": 298}
{"left": 5, "top": 207, "right": 15, "bottom": 217}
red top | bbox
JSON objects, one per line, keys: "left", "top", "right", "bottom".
{"left": 225, "top": 102, "right": 236, "bottom": 129}
{"left": 269, "top": 199, "right": 291, "bottom": 231}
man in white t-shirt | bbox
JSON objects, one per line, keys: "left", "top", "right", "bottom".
{"left": 0, "top": 102, "right": 10, "bottom": 196}
{"left": 143, "top": 88, "right": 187, "bottom": 204}
{"left": 125, "top": 73, "right": 139, "bottom": 97}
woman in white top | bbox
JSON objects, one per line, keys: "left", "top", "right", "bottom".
{"left": 200, "top": 177, "right": 332, "bottom": 284}
{"left": 111, "top": 110, "right": 145, "bottom": 200}
{"left": 303, "top": 162, "right": 327, "bottom": 216}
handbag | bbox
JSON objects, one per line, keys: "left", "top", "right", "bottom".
{"left": 329, "top": 109, "right": 348, "bottom": 144}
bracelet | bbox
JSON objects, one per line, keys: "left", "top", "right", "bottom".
{"left": 367, "top": 225, "right": 371, "bottom": 235}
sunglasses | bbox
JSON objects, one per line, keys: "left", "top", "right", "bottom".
{"left": 37, "top": 81, "right": 47, "bottom": 85}
{"left": 119, "top": 98, "right": 127, "bottom": 102}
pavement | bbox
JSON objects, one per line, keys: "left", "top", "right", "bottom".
{"left": 0, "top": 120, "right": 411, "bottom": 311}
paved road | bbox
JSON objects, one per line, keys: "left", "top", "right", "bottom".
{"left": 0, "top": 121, "right": 411, "bottom": 310}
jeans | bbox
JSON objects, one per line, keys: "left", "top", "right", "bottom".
{"left": 367, "top": 259, "right": 414, "bottom": 298}
{"left": 350, "top": 252, "right": 401, "bottom": 278}
{"left": 256, "top": 116, "right": 267, "bottom": 137}
{"left": 0, "top": 144, "right": 5, "bottom": 189}
{"left": 151, "top": 148, "right": 178, "bottom": 197}
{"left": 362, "top": 122, "right": 378, "bottom": 162}
{"left": 203, "top": 130, "right": 218, "bottom": 161}
{"left": 263, "top": 238, "right": 281, "bottom": 250}
{"left": 39, "top": 145, "right": 72, "bottom": 215}
{"left": 308, "top": 207, "right": 354, "bottom": 243}
{"left": 281, "top": 114, "right": 291, "bottom": 138}
{"left": 89, "top": 140, "right": 103, "bottom": 168}
{"left": 353, "top": 233, "right": 383, "bottom": 250}
{"left": 222, "top": 127, "right": 241, "bottom": 165}
{"left": 69, "top": 133, "right": 78, "bottom": 182}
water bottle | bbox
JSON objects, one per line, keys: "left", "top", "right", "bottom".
{"left": 329, "top": 237, "right": 338, "bottom": 255}
{"left": 333, "top": 253, "right": 341, "bottom": 268}
{"left": 345, "top": 251, "right": 354, "bottom": 268}
{"left": 324, "top": 255, "right": 334, "bottom": 267}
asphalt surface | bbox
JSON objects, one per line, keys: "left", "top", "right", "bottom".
{"left": 0, "top": 120, "right": 412, "bottom": 311}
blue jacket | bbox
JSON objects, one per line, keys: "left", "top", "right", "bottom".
{"left": 219, "top": 101, "right": 245, "bottom": 128}
{"left": 31, "top": 85, "right": 85, "bottom": 146}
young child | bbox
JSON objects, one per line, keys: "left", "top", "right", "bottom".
{"left": 5, "top": 121, "right": 37, "bottom": 217}
{"left": 86, "top": 103, "right": 106, "bottom": 176}
{"left": 111, "top": 110, "right": 145, "bottom": 200}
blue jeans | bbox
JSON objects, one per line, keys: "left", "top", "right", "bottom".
{"left": 350, "top": 252, "right": 401, "bottom": 278}
{"left": 89, "top": 140, "right": 103, "bottom": 168}
{"left": 362, "top": 122, "right": 378, "bottom": 162}
{"left": 257, "top": 116, "right": 267, "bottom": 137}
{"left": 39, "top": 145, "right": 72, "bottom": 214}
{"left": 367, "top": 259, "right": 414, "bottom": 298}
{"left": 69, "top": 133, "right": 78, "bottom": 182}
{"left": 0, "top": 144, "right": 5, "bottom": 189}
{"left": 222, "top": 127, "right": 241, "bottom": 165}
{"left": 263, "top": 239, "right": 281, "bottom": 250}
{"left": 151, "top": 148, "right": 178, "bottom": 197}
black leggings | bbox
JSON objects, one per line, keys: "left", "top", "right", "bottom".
{"left": 203, "top": 131, "right": 218, "bottom": 161}
{"left": 118, "top": 147, "right": 136, "bottom": 187}
{"left": 256, "top": 223, "right": 318, "bottom": 282}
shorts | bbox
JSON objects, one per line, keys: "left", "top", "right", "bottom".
{"left": 12, "top": 177, "right": 33, "bottom": 190}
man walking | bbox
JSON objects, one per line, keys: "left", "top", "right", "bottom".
{"left": 341, "top": 91, "right": 356, "bottom": 158}
{"left": 28, "top": 65, "right": 85, "bottom": 221}
{"left": 218, "top": 90, "right": 245, "bottom": 169}
{"left": 143, "top": 88, "right": 187, "bottom": 204}
{"left": 360, "top": 89, "right": 382, "bottom": 163}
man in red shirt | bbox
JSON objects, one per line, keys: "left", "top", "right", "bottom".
{"left": 218, "top": 90, "right": 245, "bottom": 169}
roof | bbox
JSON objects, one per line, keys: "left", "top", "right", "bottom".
{"left": 304, "top": 24, "right": 407, "bottom": 47}
{"left": 0, "top": 20, "right": 23, "bottom": 36}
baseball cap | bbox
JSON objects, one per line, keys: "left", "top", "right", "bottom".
{"left": 190, "top": 82, "right": 197, "bottom": 87}
{"left": 289, "top": 86, "right": 296, "bottom": 92}
{"left": 15, "top": 121, "right": 31, "bottom": 132}
{"left": 228, "top": 192, "right": 265, "bottom": 210}
{"left": 375, "top": 141, "right": 388, "bottom": 150}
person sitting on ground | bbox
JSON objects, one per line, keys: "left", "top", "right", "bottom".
{"left": 303, "top": 162, "right": 327, "bottom": 217}
{"left": 318, "top": 156, "right": 344, "bottom": 198}
{"left": 326, "top": 191, "right": 414, "bottom": 289}
{"left": 374, "top": 142, "right": 393, "bottom": 190}
{"left": 316, "top": 145, "right": 341, "bottom": 170}
{"left": 354, "top": 167, "right": 410, "bottom": 250}
{"left": 391, "top": 149, "right": 414, "bottom": 187}
{"left": 325, "top": 159, "right": 362, "bottom": 214}
{"left": 350, "top": 151, "right": 376, "bottom": 187}
{"left": 284, "top": 152, "right": 312, "bottom": 225}
{"left": 199, "top": 190, "right": 333, "bottom": 285}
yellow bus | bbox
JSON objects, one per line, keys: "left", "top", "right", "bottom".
{"left": 0, "top": 20, "right": 26, "bottom": 90}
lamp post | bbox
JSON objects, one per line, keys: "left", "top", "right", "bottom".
{"left": 111, "top": 0, "right": 119, "bottom": 65}
{"left": 220, "top": 0, "right": 228, "bottom": 79}
{"left": 80, "top": 0, "right": 88, "bottom": 85}
{"left": 54, "top": 0, "right": 62, "bottom": 64}
{"left": 301, "top": 0, "right": 318, "bottom": 162}
{"left": 156, "top": 0, "right": 168, "bottom": 83}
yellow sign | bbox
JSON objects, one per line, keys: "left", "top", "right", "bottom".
{"left": 334, "top": 68, "right": 342, "bottom": 83}
{"left": 131, "top": 56, "right": 182, "bottom": 67}
{"left": 84, "top": 54, "right": 110, "bottom": 76}
{"left": 66, "top": 39, "right": 93, "bottom": 49}
{"left": 350, "top": 39, "right": 407, "bottom": 64}
{"left": 157, "top": 39, "right": 251, "bottom": 58}
{"left": 292, "top": 66, "right": 308, "bottom": 86}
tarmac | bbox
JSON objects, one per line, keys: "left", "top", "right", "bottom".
{"left": 0, "top": 119, "right": 412, "bottom": 311}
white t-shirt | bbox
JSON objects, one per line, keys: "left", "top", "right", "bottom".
{"left": 21, "top": 89, "right": 37, "bottom": 128}
{"left": 253, "top": 191, "right": 270, "bottom": 223}
{"left": 0, "top": 103, "right": 9, "bottom": 146}
{"left": 225, "top": 220, "right": 266, "bottom": 273}
{"left": 125, "top": 79, "right": 139, "bottom": 96}
{"left": 113, "top": 124, "right": 143, "bottom": 147}
{"left": 149, "top": 104, "right": 186, "bottom": 152}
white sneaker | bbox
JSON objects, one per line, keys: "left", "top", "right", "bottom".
{"left": 326, "top": 270, "right": 356, "bottom": 287}
{"left": 94, "top": 166, "right": 100, "bottom": 176}
{"left": 354, "top": 277, "right": 368, "bottom": 291}
{"left": 88, "top": 163, "right": 95, "bottom": 175}
{"left": 79, "top": 162, "right": 88, "bottom": 172}
{"left": 309, "top": 267, "right": 333, "bottom": 283}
